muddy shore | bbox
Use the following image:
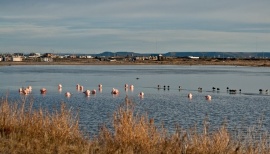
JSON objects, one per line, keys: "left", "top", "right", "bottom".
{"left": 1, "top": 58, "right": 270, "bottom": 67}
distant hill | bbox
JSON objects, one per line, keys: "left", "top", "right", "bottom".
{"left": 94, "top": 51, "right": 154, "bottom": 57}
{"left": 93, "top": 51, "right": 270, "bottom": 59}
{"left": 27, "top": 51, "right": 270, "bottom": 59}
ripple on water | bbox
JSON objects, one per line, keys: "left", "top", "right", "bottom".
{"left": 2, "top": 65, "right": 270, "bottom": 137}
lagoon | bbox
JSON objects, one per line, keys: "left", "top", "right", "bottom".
{"left": 1, "top": 65, "right": 270, "bottom": 136}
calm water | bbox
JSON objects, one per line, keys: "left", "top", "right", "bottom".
{"left": 1, "top": 65, "right": 270, "bottom": 136}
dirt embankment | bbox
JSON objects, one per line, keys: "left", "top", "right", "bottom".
{"left": 1, "top": 58, "right": 270, "bottom": 67}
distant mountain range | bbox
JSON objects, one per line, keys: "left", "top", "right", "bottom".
{"left": 74, "top": 51, "right": 270, "bottom": 58}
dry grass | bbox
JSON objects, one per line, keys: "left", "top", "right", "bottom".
{"left": 95, "top": 99, "right": 235, "bottom": 154}
{"left": 0, "top": 98, "right": 91, "bottom": 153}
{"left": 1, "top": 97, "right": 270, "bottom": 153}
{"left": 94, "top": 98, "right": 270, "bottom": 154}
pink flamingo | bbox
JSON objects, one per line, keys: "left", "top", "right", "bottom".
{"left": 124, "top": 84, "right": 128, "bottom": 88}
{"left": 111, "top": 88, "right": 120, "bottom": 94}
{"left": 205, "top": 95, "right": 212, "bottom": 101}
{"left": 91, "top": 89, "right": 97, "bottom": 94}
{"left": 22, "top": 88, "right": 30, "bottom": 95}
{"left": 27, "top": 86, "right": 32, "bottom": 92}
{"left": 65, "top": 92, "right": 71, "bottom": 97}
{"left": 80, "top": 85, "right": 84, "bottom": 91}
{"left": 19, "top": 88, "right": 23, "bottom": 93}
{"left": 98, "top": 84, "right": 103, "bottom": 93}
{"left": 83, "top": 90, "right": 91, "bottom": 96}
{"left": 98, "top": 84, "right": 102, "bottom": 88}
{"left": 58, "top": 84, "right": 62, "bottom": 89}
{"left": 188, "top": 93, "right": 192, "bottom": 99}
{"left": 40, "top": 88, "right": 47, "bottom": 94}
{"left": 19, "top": 87, "right": 31, "bottom": 95}
{"left": 139, "top": 92, "right": 144, "bottom": 97}
{"left": 58, "top": 84, "right": 62, "bottom": 92}
{"left": 111, "top": 88, "right": 115, "bottom": 94}
{"left": 76, "top": 84, "right": 80, "bottom": 90}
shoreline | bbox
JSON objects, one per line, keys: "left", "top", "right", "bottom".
{"left": 1, "top": 59, "right": 270, "bottom": 67}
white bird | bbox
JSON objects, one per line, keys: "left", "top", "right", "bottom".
{"left": 98, "top": 84, "right": 102, "bottom": 88}
{"left": 22, "top": 88, "right": 30, "bottom": 95}
{"left": 27, "top": 86, "right": 32, "bottom": 92}
{"left": 83, "top": 90, "right": 91, "bottom": 96}
{"left": 205, "top": 95, "right": 212, "bottom": 100}
{"left": 91, "top": 89, "right": 97, "bottom": 94}
{"left": 65, "top": 92, "right": 71, "bottom": 97}
{"left": 76, "top": 84, "right": 80, "bottom": 89}
{"left": 111, "top": 88, "right": 120, "bottom": 94}
{"left": 79, "top": 85, "right": 84, "bottom": 91}
{"left": 139, "top": 92, "right": 144, "bottom": 97}
{"left": 188, "top": 93, "right": 192, "bottom": 99}
{"left": 124, "top": 84, "right": 128, "bottom": 88}
{"left": 58, "top": 84, "right": 62, "bottom": 89}
{"left": 40, "top": 88, "right": 47, "bottom": 94}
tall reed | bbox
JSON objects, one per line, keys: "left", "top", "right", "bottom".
{"left": 96, "top": 99, "right": 233, "bottom": 153}
{"left": 1, "top": 97, "right": 270, "bottom": 153}
{"left": 0, "top": 98, "right": 90, "bottom": 153}
{"left": 96, "top": 97, "right": 270, "bottom": 153}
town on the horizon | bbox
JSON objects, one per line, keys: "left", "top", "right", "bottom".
{"left": 0, "top": 51, "right": 269, "bottom": 62}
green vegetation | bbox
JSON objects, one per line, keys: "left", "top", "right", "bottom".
{"left": 0, "top": 97, "right": 270, "bottom": 153}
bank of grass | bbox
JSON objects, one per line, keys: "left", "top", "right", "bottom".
{"left": 0, "top": 97, "right": 269, "bottom": 153}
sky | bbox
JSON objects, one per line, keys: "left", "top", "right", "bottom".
{"left": 0, "top": 0, "right": 270, "bottom": 54}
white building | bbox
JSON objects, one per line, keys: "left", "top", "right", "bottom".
{"left": 29, "top": 53, "right": 41, "bottom": 58}
{"left": 12, "top": 56, "right": 23, "bottom": 62}
{"left": 188, "top": 56, "right": 199, "bottom": 59}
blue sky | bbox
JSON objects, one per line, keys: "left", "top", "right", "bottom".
{"left": 0, "top": 0, "right": 270, "bottom": 54}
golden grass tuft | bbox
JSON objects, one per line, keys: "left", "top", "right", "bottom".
{"left": 1, "top": 97, "right": 270, "bottom": 153}
{"left": 0, "top": 98, "right": 91, "bottom": 153}
{"left": 97, "top": 99, "right": 167, "bottom": 153}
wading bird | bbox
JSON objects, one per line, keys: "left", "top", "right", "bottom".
{"left": 188, "top": 93, "right": 192, "bottom": 99}
{"left": 40, "top": 88, "right": 47, "bottom": 94}
{"left": 205, "top": 95, "right": 212, "bottom": 100}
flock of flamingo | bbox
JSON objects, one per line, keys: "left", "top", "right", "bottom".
{"left": 18, "top": 82, "right": 268, "bottom": 101}
{"left": 19, "top": 83, "right": 247, "bottom": 101}
{"left": 18, "top": 86, "right": 33, "bottom": 95}
{"left": 187, "top": 92, "right": 212, "bottom": 101}
{"left": 18, "top": 83, "right": 145, "bottom": 98}
{"left": 157, "top": 85, "right": 212, "bottom": 100}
